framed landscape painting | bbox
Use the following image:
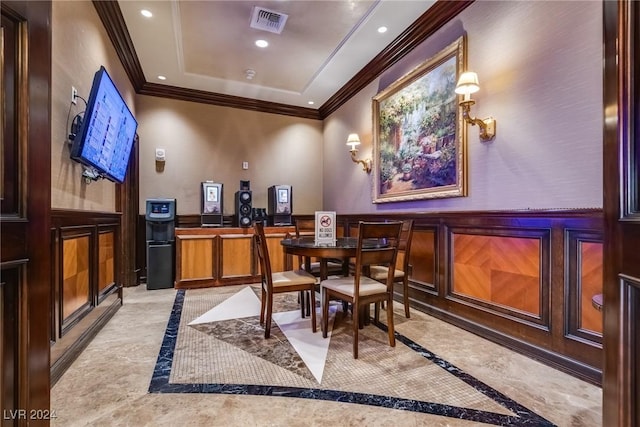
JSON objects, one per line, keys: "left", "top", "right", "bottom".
{"left": 372, "top": 36, "right": 468, "bottom": 203}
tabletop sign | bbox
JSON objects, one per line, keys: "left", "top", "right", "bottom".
{"left": 314, "top": 211, "right": 336, "bottom": 246}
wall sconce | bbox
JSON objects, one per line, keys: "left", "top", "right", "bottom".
{"left": 346, "top": 133, "right": 371, "bottom": 173}
{"left": 455, "top": 71, "right": 496, "bottom": 142}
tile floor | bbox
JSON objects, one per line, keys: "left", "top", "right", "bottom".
{"left": 50, "top": 284, "right": 602, "bottom": 426}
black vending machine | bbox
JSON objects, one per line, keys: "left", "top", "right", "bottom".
{"left": 145, "top": 198, "right": 176, "bottom": 290}
{"left": 267, "top": 185, "right": 292, "bottom": 225}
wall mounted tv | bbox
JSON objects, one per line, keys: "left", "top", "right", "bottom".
{"left": 70, "top": 66, "right": 138, "bottom": 183}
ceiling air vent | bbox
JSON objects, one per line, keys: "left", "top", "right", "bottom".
{"left": 249, "top": 6, "right": 288, "bottom": 34}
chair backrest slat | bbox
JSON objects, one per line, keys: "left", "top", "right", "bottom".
{"left": 253, "top": 222, "right": 273, "bottom": 290}
{"left": 295, "top": 218, "right": 315, "bottom": 238}
{"left": 398, "top": 219, "right": 414, "bottom": 252}
{"left": 355, "top": 222, "right": 402, "bottom": 288}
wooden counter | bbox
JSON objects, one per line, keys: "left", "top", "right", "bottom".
{"left": 174, "top": 226, "right": 295, "bottom": 289}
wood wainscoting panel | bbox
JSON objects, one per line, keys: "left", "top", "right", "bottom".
{"left": 62, "top": 235, "right": 91, "bottom": 321}
{"left": 580, "top": 241, "right": 603, "bottom": 334}
{"left": 220, "top": 234, "right": 253, "bottom": 278}
{"left": 337, "top": 211, "right": 600, "bottom": 384}
{"left": 452, "top": 233, "right": 541, "bottom": 317}
{"left": 409, "top": 228, "right": 436, "bottom": 289}
{"left": 180, "top": 238, "right": 214, "bottom": 280}
{"left": 98, "top": 231, "right": 115, "bottom": 293}
{"left": 566, "top": 229, "right": 603, "bottom": 345}
{"left": 620, "top": 276, "right": 640, "bottom": 426}
{"left": 51, "top": 210, "right": 123, "bottom": 384}
{"left": 0, "top": 264, "right": 23, "bottom": 420}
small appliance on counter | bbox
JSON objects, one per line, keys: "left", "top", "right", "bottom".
{"left": 268, "top": 185, "right": 292, "bottom": 225}
{"left": 201, "top": 181, "right": 223, "bottom": 227}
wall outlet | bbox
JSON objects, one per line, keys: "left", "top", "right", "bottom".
{"left": 71, "top": 86, "right": 78, "bottom": 104}
{"left": 242, "top": 161, "right": 249, "bottom": 170}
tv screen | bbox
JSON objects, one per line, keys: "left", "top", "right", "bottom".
{"left": 70, "top": 66, "right": 138, "bottom": 183}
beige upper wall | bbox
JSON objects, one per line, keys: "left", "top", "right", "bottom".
{"left": 51, "top": 0, "right": 136, "bottom": 212}
{"left": 135, "top": 96, "right": 323, "bottom": 215}
{"left": 323, "top": 0, "right": 603, "bottom": 213}
{"left": 51, "top": 1, "right": 603, "bottom": 216}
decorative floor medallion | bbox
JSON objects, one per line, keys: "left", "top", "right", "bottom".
{"left": 149, "top": 287, "right": 555, "bottom": 426}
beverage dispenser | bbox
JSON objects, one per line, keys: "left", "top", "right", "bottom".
{"left": 145, "top": 198, "right": 176, "bottom": 290}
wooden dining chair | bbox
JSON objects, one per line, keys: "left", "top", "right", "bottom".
{"left": 294, "top": 218, "right": 345, "bottom": 277}
{"left": 369, "top": 219, "right": 414, "bottom": 318}
{"left": 253, "top": 222, "right": 317, "bottom": 338}
{"left": 320, "top": 221, "right": 402, "bottom": 359}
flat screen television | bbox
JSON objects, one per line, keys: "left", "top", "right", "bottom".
{"left": 70, "top": 66, "right": 138, "bottom": 183}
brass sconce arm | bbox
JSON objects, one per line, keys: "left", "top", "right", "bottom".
{"left": 455, "top": 71, "right": 496, "bottom": 142}
{"left": 350, "top": 149, "right": 372, "bottom": 173}
{"left": 346, "top": 133, "right": 372, "bottom": 173}
{"left": 460, "top": 99, "right": 496, "bottom": 142}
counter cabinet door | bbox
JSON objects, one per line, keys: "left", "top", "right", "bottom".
{"left": 219, "top": 234, "right": 254, "bottom": 281}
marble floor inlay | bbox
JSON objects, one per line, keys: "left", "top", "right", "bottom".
{"left": 149, "top": 287, "right": 557, "bottom": 426}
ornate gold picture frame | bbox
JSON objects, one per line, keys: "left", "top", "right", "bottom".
{"left": 372, "top": 36, "right": 467, "bottom": 203}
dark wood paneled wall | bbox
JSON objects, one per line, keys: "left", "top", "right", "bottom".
{"left": 136, "top": 209, "right": 603, "bottom": 385}
{"left": 50, "top": 210, "right": 123, "bottom": 384}
{"left": 1, "top": 1, "right": 52, "bottom": 422}
{"left": 337, "top": 210, "right": 603, "bottom": 385}
{"left": 602, "top": 1, "right": 640, "bottom": 424}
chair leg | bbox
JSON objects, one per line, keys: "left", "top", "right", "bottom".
{"left": 403, "top": 277, "right": 411, "bottom": 318}
{"left": 352, "top": 303, "right": 359, "bottom": 359}
{"left": 309, "top": 286, "right": 317, "bottom": 333}
{"left": 374, "top": 302, "right": 380, "bottom": 324}
{"left": 265, "top": 294, "right": 273, "bottom": 339}
{"left": 260, "top": 286, "right": 266, "bottom": 325}
{"left": 299, "top": 291, "right": 305, "bottom": 318}
{"left": 321, "top": 287, "right": 329, "bottom": 338}
{"left": 386, "top": 296, "right": 395, "bottom": 347}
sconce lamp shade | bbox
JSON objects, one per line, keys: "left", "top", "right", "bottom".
{"left": 455, "top": 71, "right": 480, "bottom": 95}
{"left": 346, "top": 133, "right": 361, "bottom": 151}
{"left": 455, "top": 70, "right": 496, "bottom": 142}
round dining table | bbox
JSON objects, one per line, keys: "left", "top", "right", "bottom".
{"left": 280, "top": 236, "right": 387, "bottom": 280}
{"left": 281, "top": 237, "right": 353, "bottom": 279}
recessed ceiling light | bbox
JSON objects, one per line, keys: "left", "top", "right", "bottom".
{"left": 377, "top": 26, "right": 388, "bottom": 34}
{"left": 255, "top": 39, "right": 269, "bottom": 48}
{"left": 307, "top": 101, "right": 315, "bottom": 105}
{"left": 157, "top": 75, "right": 167, "bottom": 81}
{"left": 140, "top": 9, "right": 153, "bottom": 18}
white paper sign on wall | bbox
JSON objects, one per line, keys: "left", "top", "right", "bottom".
{"left": 314, "top": 211, "right": 336, "bottom": 246}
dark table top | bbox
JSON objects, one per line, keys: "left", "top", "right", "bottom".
{"left": 280, "top": 236, "right": 386, "bottom": 249}
{"left": 282, "top": 236, "right": 352, "bottom": 248}
{"left": 280, "top": 237, "right": 390, "bottom": 280}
